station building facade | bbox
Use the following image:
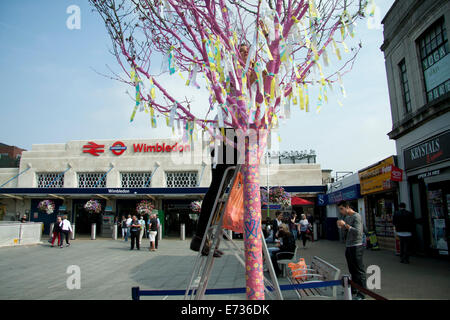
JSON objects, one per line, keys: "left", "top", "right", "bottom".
{"left": 0, "top": 138, "right": 326, "bottom": 238}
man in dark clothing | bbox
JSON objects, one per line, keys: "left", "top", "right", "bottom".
{"left": 190, "top": 128, "right": 238, "bottom": 257}
{"left": 337, "top": 200, "right": 366, "bottom": 300}
{"left": 265, "top": 212, "right": 283, "bottom": 243}
{"left": 393, "top": 202, "right": 415, "bottom": 264}
{"left": 129, "top": 216, "right": 141, "bottom": 250}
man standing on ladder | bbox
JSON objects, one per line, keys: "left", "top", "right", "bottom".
{"left": 190, "top": 128, "right": 238, "bottom": 257}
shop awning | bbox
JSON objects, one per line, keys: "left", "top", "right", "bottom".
{"left": 291, "top": 196, "right": 313, "bottom": 206}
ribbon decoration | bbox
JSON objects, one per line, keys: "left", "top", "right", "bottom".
{"left": 130, "top": 66, "right": 141, "bottom": 122}
{"left": 168, "top": 47, "right": 176, "bottom": 74}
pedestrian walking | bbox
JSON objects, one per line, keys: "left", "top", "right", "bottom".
{"left": 138, "top": 216, "right": 146, "bottom": 246}
{"left": 126, "top": 214, "right": 132, "bottom": 240}
{"left": 60, "top": 215, "right": 73, "bottom": 248}
{"left": 337, "top": 200, "right": 366, "bottom": 300}
{"left": 393, "top": 202, "right": 415, "bottom": 264}
{"left": 129, "top": 216, "right": 141, "bottom": 250}
{"left": 148, "top": 214, "right": 158, "bottom": 251}
{"left": 121, "top": 216, "right": 128, "bottom": 241}
{"left": 298, "top": 214, "right": 310, "bottom": 248}
{"left": 51, "top": 216, "right": 62, "bottom": 247}
{"left": 289, "top": 212, "right": 298, "bottom": 241}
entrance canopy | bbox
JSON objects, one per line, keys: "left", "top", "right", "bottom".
{"left": 291, "top": 196, "right": 314, "bottom": 206}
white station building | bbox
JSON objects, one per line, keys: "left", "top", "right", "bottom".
{"left": 0, "top": 138, "right": 327, "bottom": 238}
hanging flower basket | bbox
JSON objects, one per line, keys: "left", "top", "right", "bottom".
{"left": 84, "top": 199, "right": 102, "bottom": 214}
{"left": 38, "top": 200, "right": 55, "bottom": 214}
{"left": 190, "top": 200, "right": 202, "bottom": 213}
{"left": 136, "top": 200, "right": 154, "bottom": 215}
{"left": 261, "top": 187, "right": 291, "bottom": 208}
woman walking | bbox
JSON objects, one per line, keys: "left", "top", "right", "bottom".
{"left": 51, "top": 216, "right": 62, "bottom": 247}
{"left": 298, "top": 214, "right": 310, "bottom": 248}
{"left": 148, "top": 214, "right": 158, "bottom": 251}
{"left": 289, "top": 212, "right": 299, "bottom": 241}
{"left": 60, "top": 215, "right": 73, "bottom": 248}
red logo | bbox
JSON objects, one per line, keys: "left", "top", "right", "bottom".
{"left": 83, "top": 142, "right": 105, "bottom": 157}
{"left": 391, "top": 165, "right": 403, "bottom": 182}
{"left": 110, "top": 141, "right": 127, "bottom": 156}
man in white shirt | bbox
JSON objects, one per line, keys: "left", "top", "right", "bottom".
{"left": 60, "top": 215, "right": 73, "bottom": 248}
{"left": 138, "top": 216, "right": 146, "bottom": 246}
{"left": 126, "top": 214, "right": 132, "bottom": 240}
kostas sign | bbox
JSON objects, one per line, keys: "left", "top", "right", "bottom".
{"left": 404, "top": 130, "right": 450, "bottom": 171}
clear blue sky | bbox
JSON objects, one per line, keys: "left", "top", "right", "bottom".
{"left": 0, "top": 0, "right": 396, "bottom": 175}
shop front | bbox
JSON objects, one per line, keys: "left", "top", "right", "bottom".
{"left": 404, "top": 130, "right": 450, "bottom": 258}
{"left": 359, "top": 156, "right": 401, "bottom": 251}
{"left": 320, "top": 181, "right": 363, "bottom": 241}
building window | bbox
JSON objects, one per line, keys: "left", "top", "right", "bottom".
{"left": 78, "top": 172, "right": 106, "bottom": 188}
{"left": 120, "top": 172, "right": 152, "bottom": 188}
{"left": 165, "top": 171, "right": 198, "bottom": 188}
{"left": 418, "top": 17, "right": 449, "bottom": 102}
{"left": 37, "top": 173, "right": 64, "bottom": 188}
{"left": 399, "top": 60, "right": 412, "bottom": 113}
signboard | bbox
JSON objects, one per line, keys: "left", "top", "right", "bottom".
{"left": 359, "top": 156, "right": 396, "bottom": 195}
{"left": 423, "top": 53, "right": 450, "bottom": 92}
{"left": 83, "top": 141, "right": 190, "bottom": 156}
{"left": 417, "top": 170, "right": 440, "bottom": 179}
{"left": 321, "top": 184, "right": 361, "bottom": 206}
{"left": 390, "top": 166, "right": 403, "bottom": 182}
{"left": 404, "top": 130, "right": 450, "bottom": 171}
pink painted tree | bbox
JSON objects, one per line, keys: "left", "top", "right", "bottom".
{"left": 90, "top": 0, "right": 373, "bottom": 300}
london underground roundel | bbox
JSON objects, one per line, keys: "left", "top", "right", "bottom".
{"left": 110, "top": 141, "right": 127, "bottom": 156}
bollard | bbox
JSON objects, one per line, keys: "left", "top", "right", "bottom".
{"left": 91, "top": 223, "right": 96, "bottom": 240}
{"left": 49, "top": 223, "right": 54, "bottom": 238}
{"left": 180, "top": 223, "right": 185, "bottom": 241}
{"left": 71, "top": 224, "right": 76, "bottom": 240}
{"left": 343, "top": 275, "right": 352, "bottom": 300}
{"left": 112, "top": 224, "right": 118, "bottom": 240}
{"left": 313, "top": 223, "right": 318, "bottom": 241}
{"left": 158, "top": 224, "right": 162, "bottom": 241}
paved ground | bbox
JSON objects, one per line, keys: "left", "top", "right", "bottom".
{"left": 0, "top": 236, "right": 449, "bottom": 300}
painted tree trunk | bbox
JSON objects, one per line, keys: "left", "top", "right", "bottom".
{"left": 242, "top": 141, "right": 264, "bottom": 300}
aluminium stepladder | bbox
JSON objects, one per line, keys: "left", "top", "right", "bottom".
{"left": 184, "top": 164, "right": 283, "bottom": 300}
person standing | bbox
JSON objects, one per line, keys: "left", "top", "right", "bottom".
{"left": 148, "top": 214, "right": 158, "bottom": 251}
{"left": 298, "top": 214, "right": 310, "bottom": 248}
{"left": 138, "top": 216, "right": 146, "bottom": 246}
{"left": 393, "top": 202, "right": 415, "bottom": 264}
{"left": 129, "top": 216, "right": 141, "bottom": 250}
{"left": 60, "top": 215, "right": 73, "bottom": 248}
{"left": 337, "top": 200, "right": 366, "bottom": 300}
{"left": 51, "top": 216, "right": 63, "bottom": 247}
{"left": 155, "top": 214, "right": 161, "bottom": 249}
